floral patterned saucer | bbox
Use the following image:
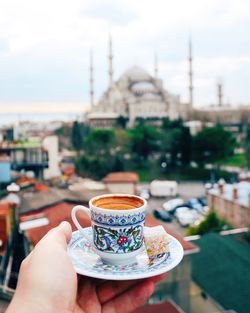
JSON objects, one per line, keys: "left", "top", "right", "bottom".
{"left": 68, "top": 228, "right": 184, "bottom": 280}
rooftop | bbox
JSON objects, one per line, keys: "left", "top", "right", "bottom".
{"left": 191, "top": 232, "right": 250, "bottom": 313}
{"left": 209, "top": 181, "right": 250, "bottom": 207}
{"left": 19, "top": 187, "right": 107, "bottom": 215}
{"left": 103, "top": 172, "right": 139, "bottom": 183}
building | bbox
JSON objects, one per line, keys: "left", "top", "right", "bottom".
{"left": 87, "top": 65, "right": 188, "bottom": 128}
{"left": 191, "top": 231, "right": 250, "bottom": 313}
{"left": 207, "top": 181, "right": 250, "bottom": 228}
{"left": 86, "top": 37, "right": 191, "bottom": 128}
{"left": 103, "top": 172, "right": 139, "bottom": 194}
{"left": 0, "top": 136, "right": 60, "bottom": 180}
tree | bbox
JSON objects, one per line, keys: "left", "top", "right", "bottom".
{"left": 71, "top": 121, "right": 83, "bottom": 154}
{"left": 186, "top": 211, "right": 231, "bottom": 235}
{"left": 116, "top": 116, "right": 128, "bottom": 129}
{"left": 192, "top": 127, "right": 236, "bottom": 167}
{"left": 245, "top": 126, "right": 250, "bottom": 169}
{"left": 85, "top": 129, "right": 115, "bottom": 155}
{"left": 129, "top": 124, "right": 159, "bottom": 162}
{"left": 160, "top": 120, "right": 192, "bottom": 167}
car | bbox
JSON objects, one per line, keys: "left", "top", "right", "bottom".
{"left": 153, "top": 209, "right": 172, "bottom": 222}
{"left": 139, "top": 188, "right": 150, "bottom": 200}
{"left": 162, "top": 198, "right": 184, "bottom": 214}
{"left": 198, "top": 197, "right": 208, "bottom": 207}
{"left": 175, "top": 206, "right": 199, "bottom": 227}
{"left": 187, "top": 198, "right": 203, "bottom": 210}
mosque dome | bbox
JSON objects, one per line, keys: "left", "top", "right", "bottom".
{"left": 119, "top": 65, "right": 152, "bottom": 82}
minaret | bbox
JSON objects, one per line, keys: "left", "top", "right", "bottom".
{"left": 188, "top": 36, "right": 193, "bottom": 109}
{"left": 154, "top": 51, "right": 158, "bottom": 78}
{"left": 108, "top": 34, "right": 113, "bottom": 87}
{"left": 89, "top": 49, "right": 94, "bottom": 107}
{"left": 217, "top": 79, "right": 223, "bottom": 107}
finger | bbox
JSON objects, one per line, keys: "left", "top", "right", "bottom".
{"left": 36, "top": 221, "right": 72, "bottom": 249}
{"left": 98, "top": 280, "right": 142, "bottom": 304}
{"left": 103, "top": 280, "right": 155, "bottom": 313}
{"left": 147, "top": 273, "right": 167, "bottom": 283}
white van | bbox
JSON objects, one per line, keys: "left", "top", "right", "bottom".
{"left": 150, "top": 180, "right": 178, "bottom": 197}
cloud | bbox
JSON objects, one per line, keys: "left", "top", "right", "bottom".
{"left": 83, "top": 0, "right": 137, "bottom": 26}
{"left": 0, "top": 0, "right": 249, "bottom": 107}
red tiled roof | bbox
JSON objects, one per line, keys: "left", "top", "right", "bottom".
{"left": 145, "top": 215, "right": 197, "bottom": 252}
{"left": 0, "top": 203, "right": 11, "bottom": 253}
{"left": 103, "top": 172, "right": 139, "bottom": 183}
{"left": 16, "top": 176, "right": 36, "bottom": 186}
{"left": 133, "top": 300, "right": 184, "bottom": 313}
{"left": 20, "top": 202, "right": 91, "bottom": 245}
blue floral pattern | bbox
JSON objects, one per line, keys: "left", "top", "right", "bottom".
{"left": 91, "top": 211, "right": 145, "bottom": 226}
{"left": 93, "top": 225, "right": 143, "bottom": 253}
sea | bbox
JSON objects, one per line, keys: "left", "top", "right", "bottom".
{"left": 0, "top": 112, "right": 83, "bottom": 126}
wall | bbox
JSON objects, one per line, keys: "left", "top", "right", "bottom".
{"left": 208, "top": 193, "right": 250, "bottom": 228}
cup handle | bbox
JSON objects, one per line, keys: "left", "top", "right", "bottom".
{"left": 71, "top": 205, "right": 91, "bottom": 237}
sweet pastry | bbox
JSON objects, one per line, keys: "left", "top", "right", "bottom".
{"left": 144, "top": 226, "right": 169, "bottom": 257}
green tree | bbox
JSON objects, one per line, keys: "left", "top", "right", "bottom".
{"left": 193, "top": 127, "right": 236, "bottom": 167}
{"left": 116, "top": 116, "right": 128, "bottom": 129}
{"left": 129, "top": 124, "right": 159, "bottom": 162}
{"left": 85, "top": 129, "right": 115, "bottom": 155}
{"left": 71, "top": 121, "right": 83, "bottom": 154}
{"left": 186, "top": 210, "right": 231, "bottom": 235}
{"left": 160, "top": 120, "right": 191, "bottom": 167}
{"left": 245, "top": 126, "right": 250, "bottom": 169}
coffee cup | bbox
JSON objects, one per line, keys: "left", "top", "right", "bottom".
{"left": 71, "top": 194, "right": 146, "bottom": 265}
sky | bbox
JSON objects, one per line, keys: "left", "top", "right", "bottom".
{"left": 0, "top": 0, "right": 250, "bottom": 113}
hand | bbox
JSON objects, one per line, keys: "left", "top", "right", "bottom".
{"left": 7, "top": 221, "right": 166, "bottom": 313}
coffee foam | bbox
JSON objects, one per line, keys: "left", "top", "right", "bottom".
{"left": 92, "top": 196, "right": 144, "bottom": 210}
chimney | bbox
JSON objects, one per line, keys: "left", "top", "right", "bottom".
{"left": 218, "top": 183, "right": 224, "bottom": 194}
{"left": 232, "top": 186, "right": 238, "bottom": 201}
{"left": 218, "top": 178, "right": 225, "bottom": 195}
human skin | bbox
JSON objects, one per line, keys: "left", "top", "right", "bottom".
{"left": 6, "top": 221, "right": 166, "bottom": 313}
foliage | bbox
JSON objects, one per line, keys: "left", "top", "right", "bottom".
{"left": 71, "top": 121, "right": 82, "bottom": 152}
{"left": 128, "top": 123, "right": 160, "bottom": 162}
{"left": 192, "top": 127, "right": 236, "bottom": 167}
{"left": 71, "top": 121, "right": 89, "bottom": 153}
{"left": 245, "top": 126, "right": 250, "bottom": 169}
{"left": 116, "top": 116, "right": 128, "bottom": 129}
{"left": 186, "top": 210, "right": 232, "bottom": 236}
{"left": 160, "top": 119, "right": 192, "bottom": 167}
{"left": 218, "top": 153, "right": 247, "bottom": 168}
{"left": 69, "top": 118, "right": 238, "bottom": 181}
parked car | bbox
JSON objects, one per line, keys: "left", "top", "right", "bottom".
{"left": 139, "top": 188, "right": 150, "bottom": 200}
{"left": 175, "top": 206, "right": 199, "bottom": 227}
{"left": 198, "top": 197, "right": 208, "bottom": 207}
{"left": 187, "top": 198, "right": 209, "bottom": 214}
{"left": 162, "top": 198, "right": 184, "bottom": 214}
{"left": 187, "top": 198, "right": 203, "bottom": 210}
{"left": 153, "top": 209, "right": 172, "bottom": 222}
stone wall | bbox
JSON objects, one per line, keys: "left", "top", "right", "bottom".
{"left": 208, "top": 193, "right": 250, "bottom": 228}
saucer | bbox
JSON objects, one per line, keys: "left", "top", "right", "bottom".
{"left": 68, "top": 228, "right": 184, "bottom": 280}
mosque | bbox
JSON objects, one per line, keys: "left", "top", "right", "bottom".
{"left": 86, "top": 37, "right": 193, "bottom": 128}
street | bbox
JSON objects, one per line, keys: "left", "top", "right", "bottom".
{"left": 139, "top": 181, "right": 206, "bottom": 236}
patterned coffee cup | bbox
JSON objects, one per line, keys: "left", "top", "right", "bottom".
{"left": 71, "top": 194, "right": 147, "bottom": 265}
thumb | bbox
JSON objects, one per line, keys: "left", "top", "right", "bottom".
{"left": 57, "top": 221, "right": 72, "bottom": 244}
{"left": 42, "top": 221, "right": 72, "bottom": 249}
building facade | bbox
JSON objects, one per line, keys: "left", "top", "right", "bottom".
{"left": 87, "top": 66, "right": 189, "bottom": 128}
